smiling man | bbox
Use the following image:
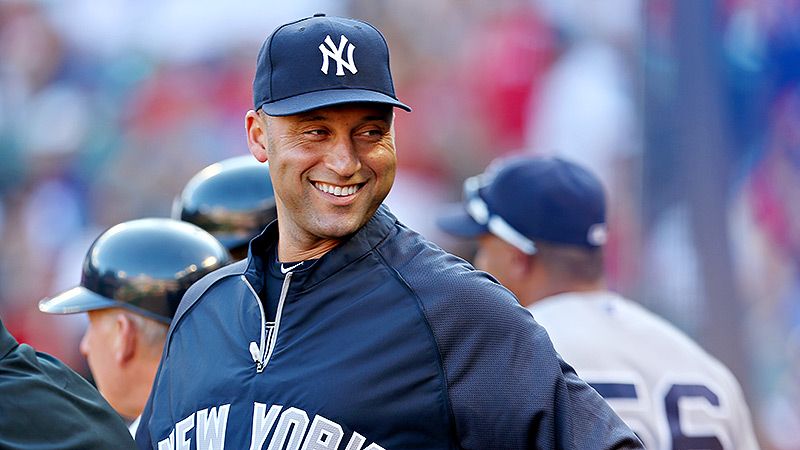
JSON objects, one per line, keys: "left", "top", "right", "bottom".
{"left": 248, "top": 105, "right": 396, "bottom": 260}
{"left": 136, "top": 14, "right": 641, "bottom": 450}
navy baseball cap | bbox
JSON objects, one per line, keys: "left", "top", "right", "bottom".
{"left": 437, "top": 156, "right": 608, "bottom": 254}
{"left": 254, "top": 13, "right": 410, "bottom": 116}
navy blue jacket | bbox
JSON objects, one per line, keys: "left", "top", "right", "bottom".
{"left": 137, "top": 206, "right": 641, "bottom": 449}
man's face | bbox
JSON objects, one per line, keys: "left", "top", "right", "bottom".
{"left": 259, "top": 104, "right": 396, "bottom": 250}
{"left": 79, "top": 309, "right": 124, "bottom": 414}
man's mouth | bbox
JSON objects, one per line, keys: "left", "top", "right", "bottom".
{"left": 313, "top": 181, "right": 363, "bottom": 197}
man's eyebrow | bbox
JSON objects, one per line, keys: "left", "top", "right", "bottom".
{"left": 295, "top": 113, "right": 392, "bottom": 123}
{"left": 296, "top": 114, "right": 327, "bottom": 122}
{"left": 364, "top": 114, "right": 392, "bottom": 123}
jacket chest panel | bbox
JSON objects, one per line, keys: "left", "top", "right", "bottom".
{"left": 153, "top": 265, "right": 455, "bottom": 447}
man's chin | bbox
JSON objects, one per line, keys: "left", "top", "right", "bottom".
{"left": 316, "top": 213, "right": 372, "bottom": 239}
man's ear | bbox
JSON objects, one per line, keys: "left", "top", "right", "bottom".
{"left": 511, "top": 248, "right": 535, "bottom": 280}
{"left": 114, "top": 313, "right": 137, "bottom": 365}
{"left": 245, "top": 110, "right": 269, "bottom": 162}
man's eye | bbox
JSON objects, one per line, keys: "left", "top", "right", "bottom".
{"left": 360, "top": 129, "right": 384, "bottom": 137}
{"left": 305, "top": 129, "right": 328, "bottom": 136}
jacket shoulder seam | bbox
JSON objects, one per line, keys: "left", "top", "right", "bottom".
{"left": 373, "top": 246, "right": 459, "bottom": 441}
{"left": 165, "top": 263, "right": 246, "bottom": 354}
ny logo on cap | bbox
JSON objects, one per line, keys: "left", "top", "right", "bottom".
{"left": 319, "top": 35, "right": 357, "bottom": 76}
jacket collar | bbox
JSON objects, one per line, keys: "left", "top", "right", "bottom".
{"left": 245, "top": 205, "right": 397, "bottom": 292}
{"left": 0, "top": 318, "right": 18, "bottom": 360}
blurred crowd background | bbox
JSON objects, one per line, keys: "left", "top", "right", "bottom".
{"left": 1, "top": 0, "right": 798, "bottom": 448}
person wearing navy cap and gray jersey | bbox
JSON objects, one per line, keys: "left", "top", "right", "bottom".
{"left": 38, "top": 218, "right": 231, "bottom": 436}
{"left": 437, "top": 155, "right": 761, "bottom": 450}
{"left": 173, "top": 155, "right": 278, "bottom": 260}
{"left": 136, "top": 14, "right": 641, "bottom": 449}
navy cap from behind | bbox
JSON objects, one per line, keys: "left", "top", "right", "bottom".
{"left": 254, "top": 14, "right": 410, "bottom": 116}
{"left": 437, "top": 156, "right": 608, "bottom": 253}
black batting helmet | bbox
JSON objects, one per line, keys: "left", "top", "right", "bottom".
{"left": 39, "top": 218, "right": 232, "bottom": 324}
{"left": 173, "top": 155, "right": 276, "bottom": 258}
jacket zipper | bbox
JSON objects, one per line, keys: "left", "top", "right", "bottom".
{"left": 242, "top": 272, "right": 293, "bottom": 373}
{"left": 242, "top": 275, "right": 267, "bottom": 372}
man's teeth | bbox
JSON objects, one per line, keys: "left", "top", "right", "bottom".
{"left": 315, "top": 182, "right": 360, "bottom": 197}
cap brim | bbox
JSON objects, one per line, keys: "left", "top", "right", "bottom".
{"left": 435, "top": 204, "right": 488, "bottom": 238}
{"left": 260, "top": 88, "right": 411, "bottom": 116}
{"left": 38, "top": 286, "right": 118, "bottom": 315}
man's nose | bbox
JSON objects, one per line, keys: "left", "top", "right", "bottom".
{"left": 324, "top": 137, "right": 361, "bottom": 177}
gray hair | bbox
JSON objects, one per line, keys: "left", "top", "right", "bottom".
{"left": 123, "top": 311, "right": 168, "bottom": 355}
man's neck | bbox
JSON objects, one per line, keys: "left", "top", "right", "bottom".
{"left": 123, "top": 356, "right": 162, "bottom": 421}
{"left": 277, "top": 235, "right": 341, "bottom": 262}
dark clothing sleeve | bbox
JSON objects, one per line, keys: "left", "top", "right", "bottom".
{"left": 391, "top": 244, "right": 642, "bottom": 449}
{"left": 0, "top": 319, "right": 136, "bottom": 450}
{"left": 437, "top": 300, "right": 642, "bottom": 449}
